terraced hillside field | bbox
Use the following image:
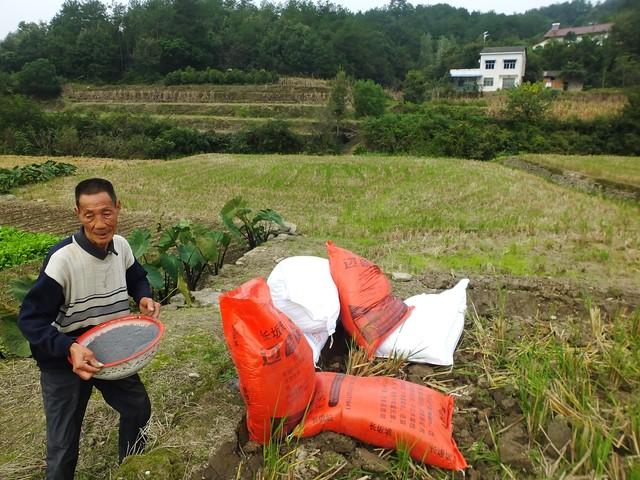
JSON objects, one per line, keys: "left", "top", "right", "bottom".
{"left": 59, "top": 78, "right": 336, "bottom": 134}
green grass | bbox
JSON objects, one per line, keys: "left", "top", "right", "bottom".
{"left": 2, "top": 153, "right": 639, "bottom": 289}
{"left": 63, "top": 101, "right": 325, "bottom": 119}
{"left": 0, "top": 227, "right": 59, "bottom": 270}
{"left": 147, "top": 113, "right": 327, "bottom": 134}
{"left": 468, "top": 301, "right": 640, "bottom": 479}
{"left": 516, "top": 154, "right": 640, "bottom": 188}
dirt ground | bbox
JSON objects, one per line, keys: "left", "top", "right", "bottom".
{"left": 0, "top": 195, "right": 156, "bottom": 236}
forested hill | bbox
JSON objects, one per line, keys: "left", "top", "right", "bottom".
{"left": 0, "top": 0, "right": 638, "bottom": 86}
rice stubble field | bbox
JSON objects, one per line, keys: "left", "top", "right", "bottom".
{"left": 0, "top": 152, "right": 639, "bottom": 479}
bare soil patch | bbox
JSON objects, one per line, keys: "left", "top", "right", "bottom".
{"left": 0, "top": 195, "right": 155, "bottom": 236}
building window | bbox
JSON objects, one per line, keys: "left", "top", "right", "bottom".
{"left": 485, "top": 60, "right": 495, "bottom": 69}
{"left": 503, "top": 59, "right": 517, "bottom": 69}
{"left": 502, "top": 77, "right": 516, "bottom": 89}
{"left": 483, "top": 77, "right": 494, "bottom": 87}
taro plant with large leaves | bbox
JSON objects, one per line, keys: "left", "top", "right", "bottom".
{"left": 128, "top": 227, "right": 181, "bottom": 304}
{"left": 220, "top": 196, "right": 286, "bottom": 249}
{"left": 0, "top": 275, "right": 36, "bottom": 358}
{"left": 128, "top": 220, "right": 230, "bottom": 303}
{"left": 157, "top": 219, "right": 231, "bottom": 291}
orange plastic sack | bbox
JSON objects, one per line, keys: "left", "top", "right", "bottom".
{"left": 326, "top": 241, "right": 412, "bottom": 356}
{"left": 220, "top": 277, "right": 316, "bottom": 443}
{"left": 298, "top": 372, "right": 468, "bottom": 471}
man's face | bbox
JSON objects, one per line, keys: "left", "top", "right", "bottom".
{"left": 75, "top": 191, "right": 121, "bottom": 249}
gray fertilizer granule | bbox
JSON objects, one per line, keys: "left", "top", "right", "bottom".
{"left": 87, "top": 324, "right": 159, "bottom": 364}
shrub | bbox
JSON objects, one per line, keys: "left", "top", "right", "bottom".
{"left": 220, "top": 196, "right": 286, "bottom": 249}
{"left": 233, "top": 120, "right": 304, "bottom": 154}
{"left": 402, "top": 69, "right": 427, "bottom": 104}
{"left": 164, "top": 67, "right": 279, "bottom": 85}
{"left": 0, "top": 159, "right": 76, "bottom": 193}
{"left": 14, "top": 59, "right": 62, "bottom": 99}
{"left": 0, "top": 71, "right": 15, "bottom": 95}
{"left": 159, "top": 127, "right": 212, "bottom": 155}
{"left": 353, "top": 79, "right": 387, "bottom": 118}
{"left": 128, "top": 221, "right": 231, "bottom": 301}
{"left": 503, "top": 82, "right": 554, "bottom": 124}
{"left": 0, "top": 94, "right": 48, "bottom": 132}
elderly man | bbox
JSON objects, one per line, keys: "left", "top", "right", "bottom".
{"left": 18, "top": 178, "right": 161, "bottom": 480}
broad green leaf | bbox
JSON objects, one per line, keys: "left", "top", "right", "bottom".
{"left": 0, "top": 306, "right": 31, "bottom": 358}
{"left": 177, "top": 244, "right": 203, "bottom": 268}
{"left": 158, "top": 253, "right": 180, "bottom": 281}
{"left": 9, "top": 275, "right": 36, "bottom": 303}
{"left": 219, "top": 231, "right": 231, "bottom": 247}
{"left": 220, "top": 196, "right": 248, "bottom": 240}
{"left": 253, "top": 208, "right": 286, "bottom": 228}
{"left": 157, "top": 227, "right": 179, "bottom": 252}
{"left": 142, "top": 264, "right": 164, "bottom": 290}
{"left": 252, "top": 209, "right": 286, "bottom": 244}
{"left": 177, "top": 228, "right": 196, "bottom": 246}
{"left": 128, "top": 228, "right": 152, "bottom": 259}
{"left": 195, "top": 231, "right": 224, "bottom": 263}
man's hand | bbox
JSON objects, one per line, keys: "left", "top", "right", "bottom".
{"left": 69, "top": 342, "right": 103, "bottom": 380}
{"left": 139, "top": 297, "right": 161, "bottom": 319}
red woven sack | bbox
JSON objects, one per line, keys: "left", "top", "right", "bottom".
{"left": 326, "top": 241, "right": 412, "bottom": 356}
{"left": 220, "top": 277, "right": 316, "bottom": 443}
{"left": 298, "top": 372, "right": 468, "bottom": 471}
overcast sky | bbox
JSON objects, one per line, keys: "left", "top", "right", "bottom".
{"left": 0, "top": 0, "right": 566, "bottom": 40}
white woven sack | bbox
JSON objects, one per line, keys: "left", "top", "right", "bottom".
{"left": 304, "top": 331, "right": 330, "bottom": 365}
{"left": 375, "top": 279, "right": 470, "bottom": 366}
{"left": 267, "top": 256, "right": 340, "bottom": 363}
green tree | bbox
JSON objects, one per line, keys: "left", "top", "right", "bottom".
{"left": 504, "top": 82, "right": 554, "bottom": 124}
{"left": 0, "top": 22, "right": 50, "bottom": 72}
{"left": 14, "top": 58, "right": 61, "bottom": 98}
{"left": 612, "top": 55, "right": 640, "bottom": 87}
{"left": 0, "top": 71, "right": 15, "bottom": 95}
{"left": 353, "top": 79, "right": 387, "bottom": 118}
{"left": 417, "top": 33, "right": 435, "bottom": 69}
{"left": 327, "top": 68, "right": 350, "bottom": 136}
{"left": 560, "top": 60, "right": 586, "bottom": 83}
{"left": 402, "top": 69, "right": 427, "bottom": 103}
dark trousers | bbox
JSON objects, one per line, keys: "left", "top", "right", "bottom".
{"left": 40, "top": 369, "right": 151, "bottom": 480}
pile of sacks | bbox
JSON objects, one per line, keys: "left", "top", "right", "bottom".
{"left": 219, "top": 241, "right": 469, "bottom": 471}
{"left": 267, "top": 241, "right": 469, "bottom": 366}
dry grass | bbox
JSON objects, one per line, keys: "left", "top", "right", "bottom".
{"left": 452, "top": 91, "right": 627, "bottom": 121}
{"left": 2, "top": 153, "right": 638, "bottom": 292}
{"left": 2, "top": 152, "right": 639, "bottom": 478}
{"left": 63, "top": 83, "right": 329, "bottom": 105}
{"left": 345, "top": 343, "right": 408, "bottom": 378}
{"left": 63, "top": 101, "right": 325, "bottom": 119}
{"left": 146, "top": 114, "right": 326, "bottom": 134}
{"left": 516, "top": 154, "right": 640, "bottom": 188}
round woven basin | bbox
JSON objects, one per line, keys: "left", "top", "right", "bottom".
{"left": 74, "top": 315, "right": 164, "bottom": 380}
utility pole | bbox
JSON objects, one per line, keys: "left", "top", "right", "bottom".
{"left": 483, "top": 31, "right": 490, "bottom": 44}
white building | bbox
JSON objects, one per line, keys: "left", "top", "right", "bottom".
{"left": 533, "top": 22, "right": 614, "bottom": 49}
{"left": 449, "top": 46, "right": 527, "bottom": 92}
